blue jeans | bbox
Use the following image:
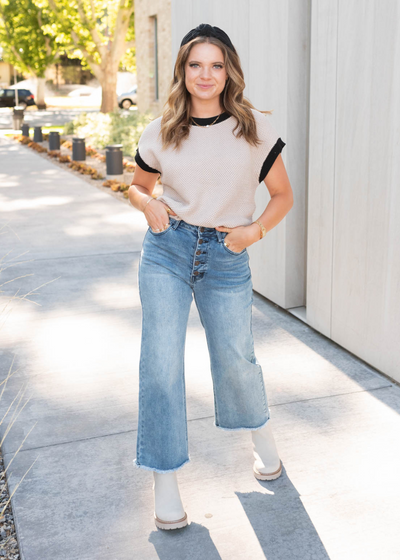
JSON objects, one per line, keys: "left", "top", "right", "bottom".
{"left": 133, "top": 217, "right": 270, "bottom": 473}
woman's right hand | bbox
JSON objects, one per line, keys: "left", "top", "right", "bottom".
{"left": 143, "top": 198, "right": 177, "bottom": 232}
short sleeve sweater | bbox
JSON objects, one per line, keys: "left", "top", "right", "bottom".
{"left": 135, "top": 108, "right": 286, "bottom": 228}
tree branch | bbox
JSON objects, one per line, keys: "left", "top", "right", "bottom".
{"left": 76, "top": 0, "right": 106, "bottom": 57}
{"left": 110, "top": 0, "right": 134, "bottom": 61}
{"left": 69, "top": 29, "right": 102, "bottom": 80}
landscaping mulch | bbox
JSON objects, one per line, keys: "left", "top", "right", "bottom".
{"left": 0, "top": 448, "right": 20, "bottom": 559}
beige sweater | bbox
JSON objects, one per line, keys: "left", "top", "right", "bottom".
{"left": 135, "top": 108, "right": 285, "bottom": 228}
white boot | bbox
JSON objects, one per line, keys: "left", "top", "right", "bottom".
{"left": 251, "top": 420, "right": 282, "bottom": 481}
{"left": 153, "top": 471, "right": 188, "bottom": 530}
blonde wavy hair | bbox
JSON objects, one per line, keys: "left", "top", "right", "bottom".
{"left": 159, "top": 35, "right": 272, "bottom": 151}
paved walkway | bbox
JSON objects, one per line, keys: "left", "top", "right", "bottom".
{"left": 0, "top": 107, "right": 99, "bottom": 131}
{"left": 1, "top": 136, "right": 400, "bottom": 560}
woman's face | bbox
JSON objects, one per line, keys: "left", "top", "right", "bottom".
{"left": 184, "top": 42, "right": 228, "bottom": 103}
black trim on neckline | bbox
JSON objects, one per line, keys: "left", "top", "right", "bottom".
{"left": 259, "top": 138, "right": 286, "bottom": 183}
{"left": 191, "top": 112, "right": 231, "bottom": 126}
{"left": 135, "top": 147, "right": 161, "bottom": 174}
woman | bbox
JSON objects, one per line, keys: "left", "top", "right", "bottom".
{"left": 128, "top": 23, "right": 293, "bottom": 530}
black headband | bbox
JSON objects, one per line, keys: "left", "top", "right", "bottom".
{"left": 180, "top": 23, "right": 236, "bottom": 54}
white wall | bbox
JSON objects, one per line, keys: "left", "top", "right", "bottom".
{"left": 307, "top": 0, "right": 400, "bottom": 382}
{"left": 171, "top": 0, "right": 310, "bottom": 309}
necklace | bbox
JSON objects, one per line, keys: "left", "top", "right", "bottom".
{"left": 191, "top": 113, "right": 222, "bottom": 128}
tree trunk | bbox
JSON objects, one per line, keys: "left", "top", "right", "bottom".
{"left": 99, "top": 63, "right": 118, "bottom": 113}
{"left": 36, "top": 77, "right": 46, "bottom": 110}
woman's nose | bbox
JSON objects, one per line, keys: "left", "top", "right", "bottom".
{"left": 200, "top": 67, "right": 211, "bottom": 78}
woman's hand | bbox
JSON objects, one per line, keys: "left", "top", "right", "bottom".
{"left": 143, "top": 198, "right": 178, "bottom": 232}
{"left": 215, "top": 223, "right": 260, "bottom": 253}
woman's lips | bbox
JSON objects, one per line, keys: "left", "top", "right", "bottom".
{"left": 197, "top": 84, "right": 213, "bottom": 89}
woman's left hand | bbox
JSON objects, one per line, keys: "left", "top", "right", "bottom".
{"left": 215, "top": 224, "right": 260, "bottom": 253}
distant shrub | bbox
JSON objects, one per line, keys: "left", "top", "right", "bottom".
{"left": 63, "top": 109, "right": 155, "bottom": 157}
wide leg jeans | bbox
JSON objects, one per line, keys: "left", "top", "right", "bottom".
{"left": 134, "top": 217, "right": 270, "bottom": 473}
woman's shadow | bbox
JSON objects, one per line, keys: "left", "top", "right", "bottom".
{"left": 148, "top": 465, "right": 330, "bottom": 560}
{"left": 235, "top": 465, "right": 331, "bottom": 559}
{"left": 149, "top": 522, "right": 222, "bottom": 560}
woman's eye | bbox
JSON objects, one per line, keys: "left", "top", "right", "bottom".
{"left": 189, "top": 64, "right": 224, "bottom": 69}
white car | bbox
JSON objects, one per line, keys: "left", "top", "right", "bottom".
{"left": 68, "top": 86, "right": 97, "bottom": 97}
{"left": 118, "top": 87, "right": 137, "bottom": 109}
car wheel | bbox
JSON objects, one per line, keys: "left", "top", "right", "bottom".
{"left": 121, "top": 99, "right": 132, "bottom": 110}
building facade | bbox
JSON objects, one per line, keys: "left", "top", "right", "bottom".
{"left": 134, "top": 0, "right": 172, "bottom": 115}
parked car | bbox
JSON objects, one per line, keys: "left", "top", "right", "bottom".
{"left": 118, "top": 86, "right": 137, "bottom": 109}
{"left": 68, "top": 86, "right": 97, "bottom": 97}
{"left": 0, "top": 89, "right": 35, "bottom": 109}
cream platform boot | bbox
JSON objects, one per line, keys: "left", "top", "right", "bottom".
{"left": 153, "top": 471, "right": 188, "bottom": 530}
{"left": 251, "top": 420, "right": 282, "bottom": 481}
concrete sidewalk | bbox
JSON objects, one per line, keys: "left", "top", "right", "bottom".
{"left": 1, "top": 136, "right": 400, "bottom": 560}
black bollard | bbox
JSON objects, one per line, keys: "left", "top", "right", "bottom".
{"left": 21, "top": 123, "right": 30, "bottom": 137}
{"left": 48, "top": 131, "right": 61, "bottom": 151}
{"left": 72, "top": 137, "right": 86, "bottom": 161}
{"left": 13, "top": 106, "right": 25, "bottom": 130}
{"left": 33, "top": 126, "right": 43, "bottom": 143}
{"left": 105, "top": 145, "right": 123, "bottom": 176}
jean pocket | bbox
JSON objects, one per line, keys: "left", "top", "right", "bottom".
{"left": 221, "top": 234, "right": 247, "bottom": 255}
{"left": 222, "top": 244, "right": 247, "bottom": 256}
{"left": 148, "top": 222, "right": 172, "bottom": 236}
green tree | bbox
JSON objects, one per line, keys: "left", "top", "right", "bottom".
{"left": 48, "top": 0, "right": 135, "bottom": 113}
{"left": 0, "top": 0, "right": 61, "bottom": 108}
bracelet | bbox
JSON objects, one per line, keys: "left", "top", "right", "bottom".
{"left": 142, "top": 196, "right": 155, "bottom": 212}
{"left": 254, "top": 220, "right": 267, "bottom": 239}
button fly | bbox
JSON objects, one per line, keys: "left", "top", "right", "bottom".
{"left": 198, "top": 239, "right": 204, "bottom": 244}
{"left": 200, "top": 227, "right": 205, "bottom": 232}
{"left": 195, "top": 260, "right": 200, "bottom": 265}
{"left": 193, "top": 271, "right": 199, "bottom": 276}
{"left": 196, "top": 250, "right": 201, "bottom": 255}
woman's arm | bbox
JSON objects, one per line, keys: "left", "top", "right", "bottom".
{"left": 128, "top": 165, "right": 177, "bottom": 231}
{"left": 128, "top": 165, "right": 160, "bottom": 212}
{"left": 251, "top": 153, "right": 294, "bottom": 238}
{"left": 216, "top": 154, "right": 294, "bottom": 251}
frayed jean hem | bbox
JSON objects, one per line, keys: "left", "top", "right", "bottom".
{"left": 214, "top": 415, "right": 270, "bottom": 432}
{"left": 133, "top": 456, "right": 190, "bottom": 474}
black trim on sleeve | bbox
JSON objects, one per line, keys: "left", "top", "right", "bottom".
{"left": 258, "top": 138, "right": 286, "bottom": 183}
{"left": 135, "top": 147, "right": 161, "bottom": 174}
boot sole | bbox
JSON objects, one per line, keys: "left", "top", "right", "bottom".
{"left": 253, "top": 459, "right": 283, "bottom": 481}
{"left": 154, "top": 512, "right": 188, "bottom": 530}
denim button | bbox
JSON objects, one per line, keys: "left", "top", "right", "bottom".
{"left": 196, "top": 250, "right": 201, "bottom": 255}
{"left": 198, "top": 239, "right": 204, "bottom": 244}
{"left": 200, "top": 227, "right": 205, "bottom": 232}
{"left": 193, "top": 271, "right": 199, "bottom": 276}
{"left": 195, "top": 260, "right": 200, "bottom": 265}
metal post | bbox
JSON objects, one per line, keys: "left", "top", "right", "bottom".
{"left": 13, "top": 67, "right": 19, "bottom": 106}
{"left": 48, "top": 131, "right": 61, "bottom": 151}
{"left": 72, "top": 138, "right": 86, "bottom": 161}
{"left": 33, "top": 126, "right": 43, "bottom": 143}
{"left": 105, "top": 145, "right": 123, "bottom": 180}
{"left": 21, "top": 123, "right": 30, "bottom": 137}
{"left": 12, "top": 106, "right": 25, "bottom": 130}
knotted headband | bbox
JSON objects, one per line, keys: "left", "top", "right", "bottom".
{"left": 180, "top": 23, "right": 237, "bottom": 54}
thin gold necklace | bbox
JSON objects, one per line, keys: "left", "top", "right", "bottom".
{"left": 191, "top": 113, "right": 222, "bottom": 128}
